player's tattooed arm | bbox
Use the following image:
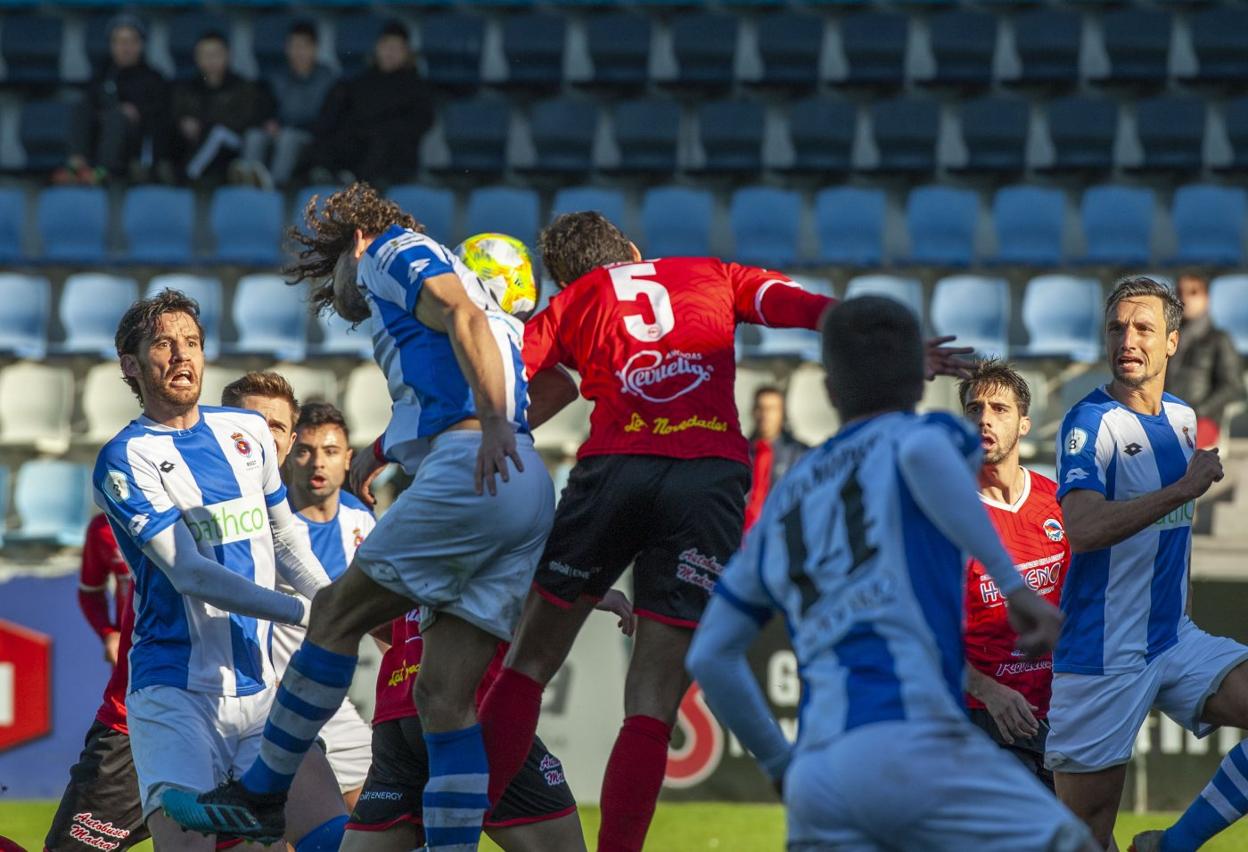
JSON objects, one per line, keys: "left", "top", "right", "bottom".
{"left": 268, "top": 501, "right": 333, "bottom": 599}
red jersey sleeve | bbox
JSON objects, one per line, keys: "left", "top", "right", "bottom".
{"left": 522, "top": 300, "right": 574, "bottom": 377}
{"left": 727, "top": 263, "right": 834, "bottom": 330}
{"left": 79, "top": 515, "right": 119, "bottom": 639}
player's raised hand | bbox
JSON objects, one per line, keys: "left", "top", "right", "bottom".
{"left": 475, "top": 416, "right": 524, "bottom": 496}
{"left": 923, "top": 335, "right": 976, "bottom": 381}
{"left": 595, "top": 589, "right": 637, "bottom": 636}
{"left": 1179, "top": 448, "right": 1224, "bottom": 501}
{"left": 1006, "top": 588, "right": 1063, "bottom": 659}
{"left": 978, "top": 679, "right": 1040, "bottom": 745}
{"left": 350, "top": 438, "right": 389, "bottom": 508}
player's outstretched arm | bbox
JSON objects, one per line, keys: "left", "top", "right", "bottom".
{"left": 143, "top": 522, "right": 308, "bottom": 626}
{"left": 268, "top": 500, "right": 333, "bottom": 599}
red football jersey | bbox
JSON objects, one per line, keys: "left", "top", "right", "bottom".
{"left": 523, "top": 257, "right": 831, "bottom": 465}
{"left": 964, "top": 469, "right": 1068, "bottom": 718}
{"left": 94, "top": 583, "right": 133, "bottom": 735}
{"left": 78, "top": 513, "right": 132, "bottom": 641}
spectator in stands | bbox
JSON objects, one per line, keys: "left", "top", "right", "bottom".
{"left": 304, "top": 19, "right": 434, "bottom": 187}
{"left": 743, "top": 386, "right": 807, "bottom": 531}
{"left": 1165, "top": 272, "right": 1246, "bottom": 449}
{"left": 60, "top": 14, "right": 171, "bottom": 186}
{"left": 240, "top": 21, "right": 336, "bottom": 188}
{"left": 78, "top": 512, "right": 131, "bottom": 667}
{"left": 172, "top": 32, "right": 273, "bottom": 183}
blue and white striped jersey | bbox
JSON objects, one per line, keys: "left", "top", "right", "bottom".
{"left": 270, "top": 491, "right": 376, "bottom": 675}
{"left": 1055, "top": 387, "right": 1197, "bottom": 675}
{"left": 357, "top": 225, "right": 529, "bottom": 464}
{"left": 93, "top": 406, "right": 288, "bottom": 697}
{"left": 715, "top": 411, "right": 982, "bottom": 750}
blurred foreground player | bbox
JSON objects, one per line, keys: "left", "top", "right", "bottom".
{"left": 687, "top": 296, "right": 1094, "bottom": 852}
{"left": 79, "top": 513, "right": 132, "bottom": 666}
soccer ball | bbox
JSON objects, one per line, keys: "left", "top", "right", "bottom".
{"left": 455, "top": 232, "right": 539, "bottom": 319}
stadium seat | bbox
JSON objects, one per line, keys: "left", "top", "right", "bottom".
{"left": 1020, "top": 275, "right": 1102, "bottom": 362}
{"left": 992, "top": 185, "right": 1065, "bottom": 266}
{"left": 1171, "top": 185, "right": 1246, "bottom": 267}
{"left": 641, "top": 187, "right": 713, "bottom": 259}
{"left": 1224, "top": 98, "right": 1248, "bottom": 173}
{"left": 1135, "top": 97, "right": 1205, "bottom": 171}
{"left": 697, "top": 99, "right": 765, "bottom": 174}
{"left": 814, "top": 187, "right": 885, "bottom": 267}
{"left": 907, "top": 186, "right": 978, "bottom": 267}
{"left": 736, "top": 276, "right": 832, "bottom": 362}
{"left": 210, "top": 188, "right": 283, "bottom": 266}
{"left": 611, "top": 97, "right": 681, "bottom": 174}
{"left": 252, "top": 13, "right": 298, "bottom": 78}
{"left": 58, "top": 274, "right": 138, "bottom": 357}
{"left": 931, "top": 275, "right": 1009, "bottom": 358}
{"left": 533, "top": 393, "right": 591, "bottom": 457}
{"left": 501, "top": 12, "right": 566, "bottom": 90}
{"left": 1080, "top": 185, "right": 1155, "bottom": 266}
{"left": 9, "top": 460, "right": 91, "bottom": 547}
{"left": 273, "top": 364, "right": 339, "bottom": 404}
{"left": 1, "top": 14, "right": 63, "bottom": 83}
{"left": 291, "top": 184, "right": 337, "bottom": 233}
{"left": 871, "top": 96, "right": 940, "bottom": 173}
{"left": 0, "top": 364, "right": 73, "bottom": 455}
{"left": 959, "top": 97, "right": 1029, "bottom": 173}
{"left": 551, "top": 187, "right": 628, "bottom": 230}
{"left": 925, "top": 10, "right": 996, "bottom": 87}
{"left": 0, "top": 189, "right": 24, "bottom": 263}
{"left": 1210, "top": 275, "right": 1248, "bottom": 354}
{"left": 582, "top": 12, "right": 651, "bottom": 91}
{"left": 786, "top": 364, "right": 838, "bottom": 445}
{"left": 343, "top": 363, "right": 392, "bottom": 443}
{"left": 1046, "top": 96, "right": 1118, "bottom": 172}
{"left": 1097, "top": 9, "right": 1172, "bottom": 85}
{"left": 1010, "top": 8, "right": 1081, "bottom": 86}
{"left": 787, "top": 96, "right": 856, "bottom": 174}
{"left": 20, "top": 100, "right": 75, "bottom": 173}
{"left": 526, "top": 97, "right": 598, "bottom": 175}
{"left": 314, "top": 311, "right": 372, "bottom": 360}
{"left": 666, "top": 12, "right": 738, "bottom": 91}
{"left": 729, "top": 187, "right": 801, "bottom": 269}
{"left": 229, "top": 274, "right": 308, "bottom": 361}
{"left": 200, "top": 367, "right": 233, "bottom": 410}
{"left": 334, "top": 15, "right": 385, "bottom": 77}
{"left": 1186, "top": 8, "right": 1248, "bottom": 84}
{"left": 388, "top": 185, "right": 455, "bottom": 244}
{"left": 845, "top": 275, "right": 925, "bottom": 322}
{"left": 439, "top": 96, "right": 510, "bottom": 176}
{"left": 421, "top": 13, "right": 484, "bottom": 91}
{"left": 464, "top": 188, "right": 540, "bottom": 253}
{"left": 733, "top": 366, "right": 774, "bottom": 428}
{"left": 36, "top": 187, "right": 108, "bottom": 263}
{"left": 167, "top": 12, "right": 230, "bottom": 80}
{"left": 754, "top": 12, "right": 824, "bottom": 90}
{"left": 841, "top": 12, "right": 908, "bottom": 86}
{"left": 0, "top": 274, "right": 50, "bottom": 360}
{"left": 81, "top": 362, "right": 140, "bottom": 445}
{"left": 146, "top": 275, "right": 223, "bottom": 361}
{"left": 121, "top": 186, "right": 194, "bottom": 264}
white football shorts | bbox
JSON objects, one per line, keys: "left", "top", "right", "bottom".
{"left": 322, "top": 699, "right": 373, "bottom": 794}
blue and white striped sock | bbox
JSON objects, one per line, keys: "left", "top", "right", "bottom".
{"left": 1163, "top": 742, "right": 1248, "bottom": 852}
{"left": 422, "top": 724, "right": 491, "bottom": 851}
{"left": 242, "top": 641, "right": 357, "bottom": 795}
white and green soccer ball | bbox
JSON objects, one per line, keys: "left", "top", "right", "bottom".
{"left": 455, "top": 232, "right": 538, "bottom": 318}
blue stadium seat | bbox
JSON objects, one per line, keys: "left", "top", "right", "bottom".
{"left": 422, "top": 13, "right": 484, "bottom": 91}
{"left": 0, "top": 189, "right": 24, "bottom": 263}
{"left": 697, "top": 99, "right": 765, "bottom": 174}
{"left": 926, "top": 10, "right": 996, "bottom": 87}
{"left": 168, "top": 12, "right": 230, "bottom": 80}
{"left": 582, "top": 12, "right": 650, "bottom": 91}
{"left": 121, "top": 186, "right": 194, "bottom": 264}
{"left": 845, "top": 275, "right": 924, "bottom": 322}
{"left": 872, "top": 96, "right": 940, "bottom": 173}
{"left": 993, "top": 185, "right": 1065, "bottom": 266}
{"left": 729, "top": 187, "right": 801, "bottom": 269}
{"left": 1, "top": 14, "right": 63, "bottom": 83}
{"left": 787, "top": 96, "right": 855, "bottom": 174}
{"left": 1098, "top": 9, "right": 1171, "bottom": 85}
{"left": 612, "top": 97, "right": 681, "bottom": 174}
{"left": 1186, "top": 8, "right": 1248, "bottom": 84}
{"left": 931, "top": 276, "right": 1009, "bottom": 357}
{"left": 667, "top": 12, "right": 737, "bottom": 91}
{"left": 754, "top": 12, "right": 823, "bottom": 90}
{"left": 907, "top": 186, "right": 978, "bottom": 266}
{"left": 814, "top": 187, "right": 885, "bottom": 267}
{"left": 551, "top": 187, "right": 628, "bottom": 230}
{"left": 1210, "top": 275, "right": 1248, "bottom": 354}
{"left": 210, "top": 188, "right": 283, "bottom": 265}
{"left": 526, "top": 97, "right": 598, "bottom": 175}
{"left": 501, "top": 12, "right": 566, "bottom": 90}
{"left": 147, "top": 275, "right": 223, "bottom": 361}
{"left": 10, "top": 460, "right": 90, "bottom": 547}
{"left": 1080, "top": 185, "right": 1155, "bottom": 265}
{"left": 736, "top": 276, "right": 833, "bottom": 363}
{"left": 334, "top": 15, "right": 385, "bottom": 77}
{"left": 37, "top": 187, "right": 108, "bottom": 263}
{"left": 641, "top": 187, "right": 713, "bottom": 258}
{"left": 58, "top": 274, "right": 138, "bottom": 357}
{"left": 1046, "top": 96, "right": 1117, "bottom": 172}
{"left": 291, "top": 184, "right": 338, "bottom": 233}
{"left": 841, "top": 12, "right": 908, "bottom": 86}
{"left": 959, "top": 96, "right": 1029, "bottom": 172}
{"left": 1135, "top": 97, "right": 1205, "bottom": 171}
{"left": 464, "top": 187, "right": 540, "bottom": 252}
{"left": 252, "top": 13, "right": 298, "bottom": 78}
{"left": 438, "top": 96, "right": 510, "bottom": 176}
{"left": 0, "top": 274, "right": 50, "bottom": 360}
{"left": 21, "top": 100, "right": 74, "bottom": 172}
{"left": 1172, "top": 185, "right": 1246, "bottom": 267}
{"left": 1010, "top": 8, "right": 1081, "bottom": 86}
{"left": 229, "top": 274, "right": 308, "bottom": 361}
{"left": 316, "top": 311, "right": 372, "bottom": 359}
{"left": 1020, "top": 275, "right": 1102, "bottom": 362}
{"left": 1223, "top": 98, "right": 1248, "bottom": 173}
{"left": 388, "top": 185, "right": 456, "bottom": 244}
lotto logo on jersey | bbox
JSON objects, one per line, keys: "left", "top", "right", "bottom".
{"left": 616, "top": 349, "right": 713, "bottom": 403}
{"left": 183, "top": 494, "right": 268, "bottom": 545}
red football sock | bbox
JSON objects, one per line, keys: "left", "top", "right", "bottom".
{"left": 478, "top": 666, "right": 544, "bottom": 806}
{"left": 598, "top": 715, "right": 673, "bottom": 852}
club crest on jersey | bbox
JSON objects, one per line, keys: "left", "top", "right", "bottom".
{"left": 231, "top": 432, "right": 252, "bottom": 456}
{"left": 1065, "top": 428, "right": 1088, "bottom": 456}
{"left": 616, "top": 349, "right": 712, "bottom": 403}
{"left": 1043, "top": 518, "right": 1065, "bottom": 542}
{"left": 353, "top": 527, "right": 364, "bottom": 548}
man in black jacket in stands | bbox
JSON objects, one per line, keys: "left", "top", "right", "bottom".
{"left": 1165, "top": 272, "right": 1246, "bottom": 449}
